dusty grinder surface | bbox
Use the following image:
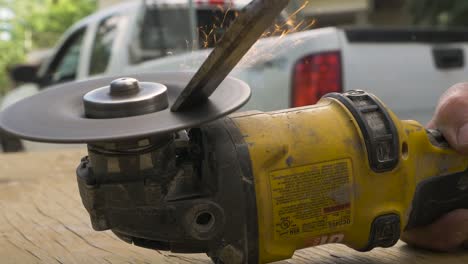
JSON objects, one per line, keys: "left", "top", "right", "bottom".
{"left": 0, "top": 72, "right": 251, "bottom": 143}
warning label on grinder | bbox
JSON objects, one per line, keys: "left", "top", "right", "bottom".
{"left": 269, "top": 159, "right": 352, "bottom": 239}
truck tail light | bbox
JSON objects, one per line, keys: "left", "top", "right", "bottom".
{"left": 209, "top": 0, "right": 226, "bottom": 4}
{"left": 292, "top": 51, "right": 342, "bottom": 107}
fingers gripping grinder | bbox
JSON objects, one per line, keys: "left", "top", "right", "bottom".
{"left": 1, "top": 1, "right": 468, "bottom": 263}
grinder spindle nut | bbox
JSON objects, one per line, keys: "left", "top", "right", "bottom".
{"left": 83, "top": 77, "right": 169, "bottom": 119}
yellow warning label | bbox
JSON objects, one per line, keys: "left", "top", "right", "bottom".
{"left": 270, "top": 159, "right": 352, "bottom": 239}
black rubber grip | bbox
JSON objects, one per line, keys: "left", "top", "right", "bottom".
{"left": 325, "top": 91, "right": 399, "bottom": 172}
{"left": 406, "top": 169, "right": 468, "bottom": 229}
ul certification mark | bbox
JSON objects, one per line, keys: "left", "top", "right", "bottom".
{"left": 275, "top": 216, "right": 300, "bottom": 237}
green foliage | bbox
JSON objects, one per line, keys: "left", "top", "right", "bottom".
{"left": 26, "top": 0, "right": 97, "bottom": 49}
{"left": 0, "top": 40, "right": 24, "bottom": 94}
{"left": 409, "top": 0, "right": 468, "bottom": 27}
{"left": 0, "top": 0, "right": 97, "bottom": 95}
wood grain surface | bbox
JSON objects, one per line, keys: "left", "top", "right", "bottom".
{"left": 0, "top": 149, "right": 467, "bottom": 264}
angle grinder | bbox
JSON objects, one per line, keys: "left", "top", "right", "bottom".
{"left": 1, "top": 0, "right": 468, "bottom": 263}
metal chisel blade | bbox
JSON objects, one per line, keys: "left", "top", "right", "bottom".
{"left": 171, "top": 0, "right": 291, "bottom": 112}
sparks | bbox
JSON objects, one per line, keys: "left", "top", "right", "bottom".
{"left": 182, "top": 1, "right": 317, "bottom": 70}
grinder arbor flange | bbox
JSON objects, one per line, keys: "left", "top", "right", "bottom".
{"left": 0, "top": 72, "right": 250, "bottom": 143}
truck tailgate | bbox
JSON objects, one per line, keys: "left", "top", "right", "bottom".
{"left": 340, "top": 28, "right": 468, "bottom": 124}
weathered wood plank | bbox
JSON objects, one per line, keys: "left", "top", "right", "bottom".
{"left": 0, "top": 149, "right": 467, "bottom": 263}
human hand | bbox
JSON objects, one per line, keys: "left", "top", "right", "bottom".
{"left": 401, "top": 83, "right": 468, "bottom": 251}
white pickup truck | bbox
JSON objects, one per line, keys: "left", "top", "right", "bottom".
{"left": 2, "top": 0, "right": 468, "bottom": 151}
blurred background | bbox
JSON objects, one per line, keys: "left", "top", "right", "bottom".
{"left": 0, "top": 0, "right": 97, "bottom": 94}
{"left": 3, "top": 0, "right": 468, "bottom": 153}
{"left": 1, "top": 0, "right": 468, "bottom": 96}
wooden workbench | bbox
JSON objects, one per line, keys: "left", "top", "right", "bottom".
{"left": 0, "top": 149, "right": 467, "bottom": 264}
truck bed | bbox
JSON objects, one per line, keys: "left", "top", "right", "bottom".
{"left": 341, "top": 28, "right": 468, "bottom": 124}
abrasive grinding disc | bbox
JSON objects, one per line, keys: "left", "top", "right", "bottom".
{"left": 0, "top": 72, "right": 251, "bottom": 143}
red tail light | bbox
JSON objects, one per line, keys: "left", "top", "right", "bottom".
{"left": 292, "top": 51, "right": 342, "bottom": 107}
